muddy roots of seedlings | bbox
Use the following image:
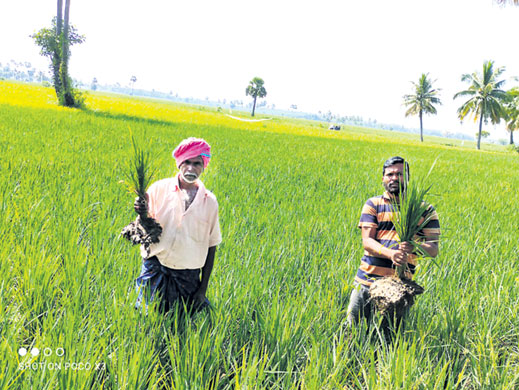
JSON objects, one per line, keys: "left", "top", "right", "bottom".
{"left": 369, "top": 276, "right": 424, "bottom": 318}
{"left": 121, "top": 216, "right": 162, "bottom": 254}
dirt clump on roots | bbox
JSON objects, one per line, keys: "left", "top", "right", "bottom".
{"left": 369, "top": 276, "right": 424, "bottom": 318}
{"left": 121, "top": 216, "right": 162, "bottom": 255}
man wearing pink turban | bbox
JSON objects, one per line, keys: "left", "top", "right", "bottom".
{"left": 134, "top": 137, "right": 222, "bottom": 314}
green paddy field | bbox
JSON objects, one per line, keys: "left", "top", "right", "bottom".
{"left": 1, "top": 81, "right": 518, "bottom": 389}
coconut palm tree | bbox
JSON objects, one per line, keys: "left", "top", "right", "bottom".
{"left": 505, "top": 88, "right": 519, "bottom": 144}
{"left": 453, "top": 60, "right": 508, "bottom": 150}
{"left": 403, "top": 73, "right": 441, "bottom": 142}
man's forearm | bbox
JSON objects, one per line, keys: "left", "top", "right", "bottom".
{"left": 199, "top": 246, "right": 216, "bottom": 294}
{"left": 362, "top": 238, "right": 394, "bottom": 260}
{"left": 418, "top": 242, "right": 438, "bottom": 258}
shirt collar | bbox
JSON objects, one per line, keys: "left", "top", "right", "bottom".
{"left": 382, "top": 191, "right": 398, "bottom": 202}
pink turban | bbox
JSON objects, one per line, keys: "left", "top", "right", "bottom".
{"left": 172, "top": 138, "right": 211, "bottom": 168}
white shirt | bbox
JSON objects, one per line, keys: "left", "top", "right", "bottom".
{"left": 141, "top": 174, "right": 222, "bottom": 269}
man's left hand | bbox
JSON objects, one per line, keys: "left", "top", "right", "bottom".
{"left": 192, "top": 289, "right": 207, "bottom": 308}
{"left": 399, "top": 242, "right": 414, "bottom": 254}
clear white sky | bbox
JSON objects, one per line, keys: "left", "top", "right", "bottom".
{"left": 1, "top": 0, "right": 518, "bottom": 139}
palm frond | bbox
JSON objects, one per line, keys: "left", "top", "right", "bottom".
{"left": 453, "top": 90, "right": 475, "bottom": 99}
{"left": 457, "top": 98, "right": 478, "bottom": 120}
{"left": 460, "top": 73, "right": 475, "bottom": 83}
{"left": 422, "top": 103, "right": 437, "bottom": 115}
{"left": 495, "top": 79, "right": 507, "bottom": 90}
{"left": 404, "top": 106, "right": 414, "bottom": 116}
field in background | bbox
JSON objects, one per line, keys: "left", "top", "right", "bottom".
{"left": 1, "top": 81, "right": 518, "bottom": 389}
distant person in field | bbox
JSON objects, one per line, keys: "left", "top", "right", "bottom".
{"left": 346, "top": 156, "right": 440, "bottom": 327}
{"left": 134, "top": 138, "right": 222, "bottom": 314}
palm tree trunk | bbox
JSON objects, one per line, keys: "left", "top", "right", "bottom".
{"left": 510, "top": 130, "right": 514, "bottom": 145}
{"left": 52, "top": 60, "right": 61, "bottom": 98}
{"left": 56, "top": 0, "right": 63, "bottom": 37}
{"left": 419, "top": 111, "right": 423, "bottom": 142}
{"left": 477, "top": 114, "right": 483, "bottom": 150}
{"left": 53, "top": 0, "right": 63, "bottom": 98}
{"left": 60, "top": 0, "right": 74, "bottom": 107}
{"left": 251, "top": 96, "right": 257, "bottom": 117}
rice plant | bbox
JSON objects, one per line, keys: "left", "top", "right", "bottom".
{"left": 126, "top": 130, "right": 156, "bottom": 202}
{"left": 121, "top": 130, "right": 162, "bottom": 254}
{"left": 390, "top": 162, "right": 436, "bottom": 277}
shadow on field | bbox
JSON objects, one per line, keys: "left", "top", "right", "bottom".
{"left": 82, "top": 108, "right": 176, "bottom": 128}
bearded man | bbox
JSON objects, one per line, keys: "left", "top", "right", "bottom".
{"left": 134, "top": 138, "right": 222, "bottom": 313}
{"left": 347, "top": 156, "right": 440, "bottom": 327}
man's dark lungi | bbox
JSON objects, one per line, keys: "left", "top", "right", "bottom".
{"left": 135, "top": 256, "right": 209, "bottom": 313}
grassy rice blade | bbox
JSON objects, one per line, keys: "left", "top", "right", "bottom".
{"left": 127, "top": 131, "right": 156, "bottom": 199}
{"left": 390, "top": 163, "right": 435, "bottom": 277}
{"left": 122, "top": 130, "right": 162, "bottom": 252}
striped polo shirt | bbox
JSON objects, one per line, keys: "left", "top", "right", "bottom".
{"left": 355, "top": 191, "right": 440, "bottom": 286}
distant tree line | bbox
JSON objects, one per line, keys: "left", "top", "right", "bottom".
{"left": 4, "top": 57, "right": 517, "bottom": 149}
{"left": 0, "top": 60, "right": 51, "bottom": 84}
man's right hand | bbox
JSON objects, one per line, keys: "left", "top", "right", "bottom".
{"left": 390, "top": 242, "right": 414, "bottom": 266}
{"left": 391, "top": 249, "right": 408, "bottom": 267}
{"left": 134, "top": 194, "right": 149, "bottom": 216}
{"left": 391, "top": 242, "right": 414, "bottom": 266}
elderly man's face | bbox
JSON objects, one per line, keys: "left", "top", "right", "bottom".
{"left": 180, "top": 156, "right": 204, "bottom": 183}
{"left": 383, "top": 163, "right": 405, "bottom": 195}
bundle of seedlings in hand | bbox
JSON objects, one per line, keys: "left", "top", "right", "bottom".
{"left": 121, "top": 133, "right": 162, "bottom": 254}
{"left": 369, "top": 165, "right": 435, "bottom": 318}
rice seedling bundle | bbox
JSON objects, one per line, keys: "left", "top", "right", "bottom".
{"left": 120, "top": 133, "right": 162, "bottom": 254}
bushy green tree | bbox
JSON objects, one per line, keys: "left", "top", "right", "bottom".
{"left": 475, "top": 130, "right": 491, "bottom": 139}
{"left": 31, "top": 0, "right": 85, "bottom": 107}
{"left": 403, "top": 73, "right": 441, "bottom": 142}
{"left": 453, "top": 60, "right": 508, "bottom": 150}
{"left": 245, "top": 77, "right": 267, "bottom": 117}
